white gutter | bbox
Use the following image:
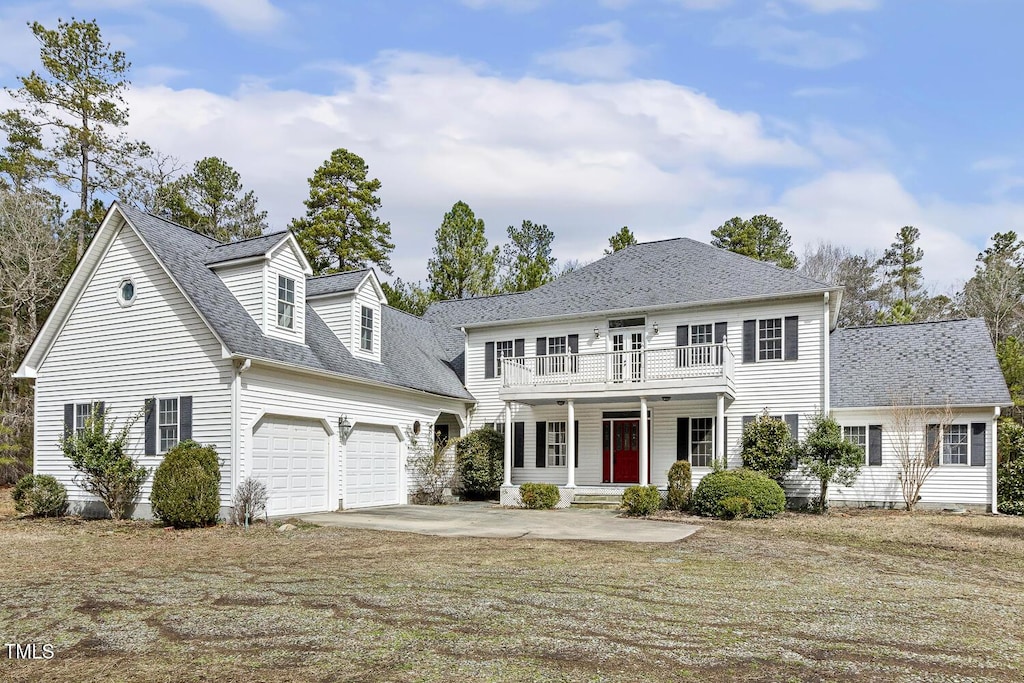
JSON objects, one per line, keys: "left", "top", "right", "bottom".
{"left": 992, "top": 406, "right": 1000, "bottom": 514}
{"left": 232, "top": 358, "right": 252, "bottom": 497}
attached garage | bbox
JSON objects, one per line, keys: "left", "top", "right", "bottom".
{"left": 251, "top": 416, "right": 330, "bottom": 516}
{"left": 345, "top": 424, "right": 402, "bottom": 508}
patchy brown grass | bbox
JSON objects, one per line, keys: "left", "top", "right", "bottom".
{"left": 1, "top": 488, "right": 1023, "bottom": 683}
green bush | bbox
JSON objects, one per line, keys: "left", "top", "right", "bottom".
{"left": 621, "top": 485, "right": 662, "bottom": 516}
{"left": 519, "top": 482, "right": 560, "bottom": 509}
{"left": 998, "top": 459, "right": 1024, "bottom": 515}
{"left": 998, "top": 418, "right": 1024, "bottom": 465}
{"left": 719, "top": 496, "right": 754, "bottom": 520}
{"left": 693, "top": 468, "right": 786, "bottom": 519}
{"left": 12, "top": 474, "right": 67, "bottom": 517}
{"left": 456, "top": 427, "right": 504, "bottom": 499}
{"left": 61, "top": 408, "right": 148, "bottom": 520}
{"left": 666, "top": 460, "right": 693, "bottom": 511}
{"left": 741, "top": 411, "right": 795, "bottom": 483}
{"left": 150, "top": 440, "right": 221, "bottom": 528}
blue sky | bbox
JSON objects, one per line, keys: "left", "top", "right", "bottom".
{"left": 1, "top": 0, "right": 1022, "bottom": 291}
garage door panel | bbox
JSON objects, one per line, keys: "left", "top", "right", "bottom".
{"left": 345, "top": 425, "right": 400, "bottom": 509}
{"left": 251, "top": 416, "right": 331, "bottom": 516}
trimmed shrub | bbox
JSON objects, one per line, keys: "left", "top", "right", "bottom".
{"left": 519, "top": 482, "right": 560, "bottom": 509}
{"left": 456, "top": 427, "right": 504, "bottom": 499}
{"left": 666, "top": 460, "right": 693, "bottom": 511}
{"left": 741, "top": 411, "right": 795, "bottom": 483}
{"left": 693, "top": 468, "right": 786, "bottom": 519}
{"left": 150, "top": 440, "right": 221, "bottom": 529}
{"left": 998, "top": 459, "right": 1024, "bottom": 515}
{"left": 12, "top": 474, "right": 67, "bottom": 517}
{"left": 621, "top": 485, "right": 662, "bottom": 516}
{"left": 719, "top": 496, "right": 754, "bottom": 520}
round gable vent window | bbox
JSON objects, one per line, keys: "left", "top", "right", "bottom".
{"left": 118, "top": 278, "right": 137, "bottom": 307}
{"left": 412, "top": 420, "right": 421, "bottom": 435}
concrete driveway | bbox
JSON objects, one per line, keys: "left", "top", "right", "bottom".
{"left": 300, "top": 502, "right": 700, "bottom": 542}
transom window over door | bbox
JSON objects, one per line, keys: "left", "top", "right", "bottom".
{"left": 158, "top": 398, "right": 179, "bottom": 453}
{"left": 360, "top": 306, "right": 373, "bottom": 352}
{"left": 547, "top": 421, "right": 567, "bottom": 467}
{"left": 277, "top": 276, "right": 295, "bottom": 329}
{"left": 758, "top": 318, "right": 782, "bottom": 360}
{"left": 943, "top": 424, "right": 968, "bottom": 465}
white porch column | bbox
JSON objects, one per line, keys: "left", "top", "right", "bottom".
{"left": 566, "top": 400, "right": 576, "bottom": 487}
{"left": 503, "top": 401, "right": 513, "bottom": 487}
{"left": 639, "top": 397, "right": 649, "bottom": 486}
{"left": 716, "top": 392, "right": 725, "bottom": 468}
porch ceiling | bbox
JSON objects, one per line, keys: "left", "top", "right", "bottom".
{"left": 505, "top": 390, "right": 734, "bottom": 407}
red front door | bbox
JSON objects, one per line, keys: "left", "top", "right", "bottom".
{"left": 602, "top": 420, "right": 650, "bottom": 483}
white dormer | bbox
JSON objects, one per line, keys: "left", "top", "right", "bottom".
{"left": 307, "top": 269, "right": 387, "bottom": 364}
{"left": 207, "top": 231, "right": 313, "bottom": 345}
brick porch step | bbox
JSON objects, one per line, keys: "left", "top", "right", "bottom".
{"left": 571, "top": 493, "right": 623, "bottom": 509}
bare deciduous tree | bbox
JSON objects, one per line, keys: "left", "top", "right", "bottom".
{"left": 405, "top": 425, "right": 458, "bottom": 505}
{"left": 889, "top": 394, "right": 955, "bottom": 512}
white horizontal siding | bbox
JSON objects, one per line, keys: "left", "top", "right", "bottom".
{"left": 34, "top": 223, "right": 233, "bottom": 506}
{"left": 239, "top": 365, "right": 468, "bottom": 508}
{"left": 216, "top": 262, "right": 264, "bottom": 331}
{"left": 829, "top": 406, "right": 995, "bottom": 506}
{"left": 264, "top": 243, "right": 306, "bottom": 344}
{"left": 350, "top": 279, "right": 382, "bottom": 363}
{"left": 310, "top": 294, "right": 353, "bottom": 350}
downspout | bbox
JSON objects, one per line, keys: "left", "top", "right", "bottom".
{"left": 232, "top": 358, "right": 252, "bottom": 499}
{"left": 992, "top": 406, "right": 1000, "bottom": 514}
{"left": 823, "top": 292, "right": 830, "bottom": 414}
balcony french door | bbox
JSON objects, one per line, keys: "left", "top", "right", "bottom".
{"left": 612, "top": 331, "right": 644, "bottom": 383}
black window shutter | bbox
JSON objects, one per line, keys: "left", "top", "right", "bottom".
{"left": 513, "top": 421, "right": 525, "bottom": 468}
{"left": 484, "top": 342, "right": 495, "bottom": 379}
{"left": 714, "top": 322, "right": 727, "bottom": 344}
{"left": 568, "top": 334, "right": 579, "bottom": 354}
{"left": 535, "top": 421, "right": 546, "bottom": 468}
{"left": 784, "top": 316, "right": 799, "bottom": 361}
{"left": 536, "top": 337, "right": 547, "bottom": 356}
{"left": 971, "top": 422, "right": 986, "bottom": 467}
{"left": 676, "top": 325, "right": 689, "bottom": 347}
{"left": 925, "top": 424, "right": 940, "bottom": 466}
{"left": 574, "top": 420, "right": 579, "bottom": 468}
{"left": 784, "top": 414, "right": 799, "bottom": 469}
{"left": 94, "top": 401, "right": 106, "bottom": 428}
{"left": 868, "top": 424, "right": 882, "bottom": 466}
{"left": 514, "top": 338, "right": 524, "bottom": 358}
{"left": 676, "top": 417, "right": 690, "bottom": 461}
{"left": 144, "top": 398, "right": 156, "bottom": 456}
{"left": 742, "top": 320, "right": 756, "bottom": 363}
{"left": 63, "top": 403, "right": 74, "bottom": 439}
{"left": 180, "top": 395, "right": 193, "bottom": 442}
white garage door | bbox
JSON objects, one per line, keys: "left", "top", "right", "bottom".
{"left": 251, "top": 416, "right": 330, "bottom": 517}
{"left": 345, "top": 425, "right": 401, "bottom": 508}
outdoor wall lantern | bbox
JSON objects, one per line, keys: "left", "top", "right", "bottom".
{"left": 338, "top": 415, "right": 353, "bottom": 442}
{"left": 557, "top": 400, "right": 566, "bottom": 406}
{"left": 652, "top": 321, "right": 660, "bottom": 335}
{"left": 594, "top": 327, "right": 601, "bottom": 338}
{"left": 661, "top": 396, "right": 671, "bottom": 402}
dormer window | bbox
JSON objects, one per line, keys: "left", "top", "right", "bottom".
{"left": 360, "top": 306, "right": 373, "bottom": 352}
{"left": 277, "top": 276, "right": 295, "bottom": 329}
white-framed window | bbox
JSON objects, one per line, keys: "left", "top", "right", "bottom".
{"left": 277, "top": 276, "right": 295, "bottom": 329}
{"left": 547, "top": 421, "right": 567, "bottom": 467}
{"left": 758, "top": 318, "right": 783, "bottom": 360}
{"left": 691, "top": 417, "right": 714, "bottom": 468}
{"left": 691, "top": 324, "right": 713, "bottom": 345}
{"left": 158, "top": 397, "right": 180, "bottom": 454}
{"left": 495, "top": 340, "right": 514, "bottom": 376}
{"left": 547, "top": 336, "right": 567, "bottom": 373}
{"left": 74, "top": 403, "right": 93, "bottom": 435}
{"left": 843, "top": 426, "right": 868, "bottom": 463}
{"left": 117, "top": 278, "right": 137, "bottom": 307}
{"left": 360, "top": 306, "right": 373, "bottom": 352}
{"left": 493, "top": 420, "right": 505, "bottom": 436}
{"left": 942, "top": 424, "right": 969, "bottom": 465}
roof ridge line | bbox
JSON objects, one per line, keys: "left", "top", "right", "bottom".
{"left": 839, "top": 318, "right": 974, "bottom": 331}
{"left": 307, "top": 268, "right": 372, "bottom": 280}
{"left": 206, "top": 229, "right": 290, "bottom": 248}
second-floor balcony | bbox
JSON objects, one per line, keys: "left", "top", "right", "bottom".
{"left": 498, "top": 343, "right": 735, "bottom": 403}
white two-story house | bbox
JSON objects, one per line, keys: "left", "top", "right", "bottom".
{"left": 424, "top": 238, "right": 1010, "bottom": 511}
{"left": 15, "top": 203, "right": 1011, "bottom": 516}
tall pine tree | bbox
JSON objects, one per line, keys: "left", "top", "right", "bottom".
{"left": 161, "top": 156, "right": 266, "bottom": 242}
{"left": 604, "top": 226, "right": 637, "bottom": 255}
{"left": 876, "top": 225, "right": 925, "bottom": 320}
{"left": 501, "top": 219, "right": 556, "bottom": 292}
{"left": 710, "top": 214, "right": 797, "bottom": 269}
{"left": 427, "top": 201, "right": 497, "bottom": 300}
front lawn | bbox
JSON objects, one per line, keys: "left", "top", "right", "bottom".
{"left": 1, "top": 489, "right": 1022, "bottom": 682}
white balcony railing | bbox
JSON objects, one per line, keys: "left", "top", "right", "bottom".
{"left": 500, "top": 343, "right": 734, "bottom": 388}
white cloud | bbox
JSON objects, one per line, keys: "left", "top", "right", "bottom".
{"left": 536, "top": 22, "right": 645, "bottom": 80}
{"left": 715, "top": 15, "right": 866, "bottom": 68}
{"left": 786, "top": 0, "right": 880, "bottom": 13}
{"left": 174, "top": 0, "right": 284, "bottom": 33}
{"left": 971, "top": 156, "right": 1015, "bottom": 173}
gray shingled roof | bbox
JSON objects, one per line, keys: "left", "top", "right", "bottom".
{"left": 306, "top": 270, "right": 371, "bottom": 297}
{"left": 424, "top": 238, "right": 836, "bottom": 327}
{"left": 203, "top": 231, "right": 290, "bottom": 265}
{"left": 117, "top": 204, "right": 472, "bottom": 401}
{"left": 830, "top": 319, "right": 1010, "bottom": 408}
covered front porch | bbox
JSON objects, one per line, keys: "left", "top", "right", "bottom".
{"left": 498, "top": 392, "right": 732, "bottom": 508}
